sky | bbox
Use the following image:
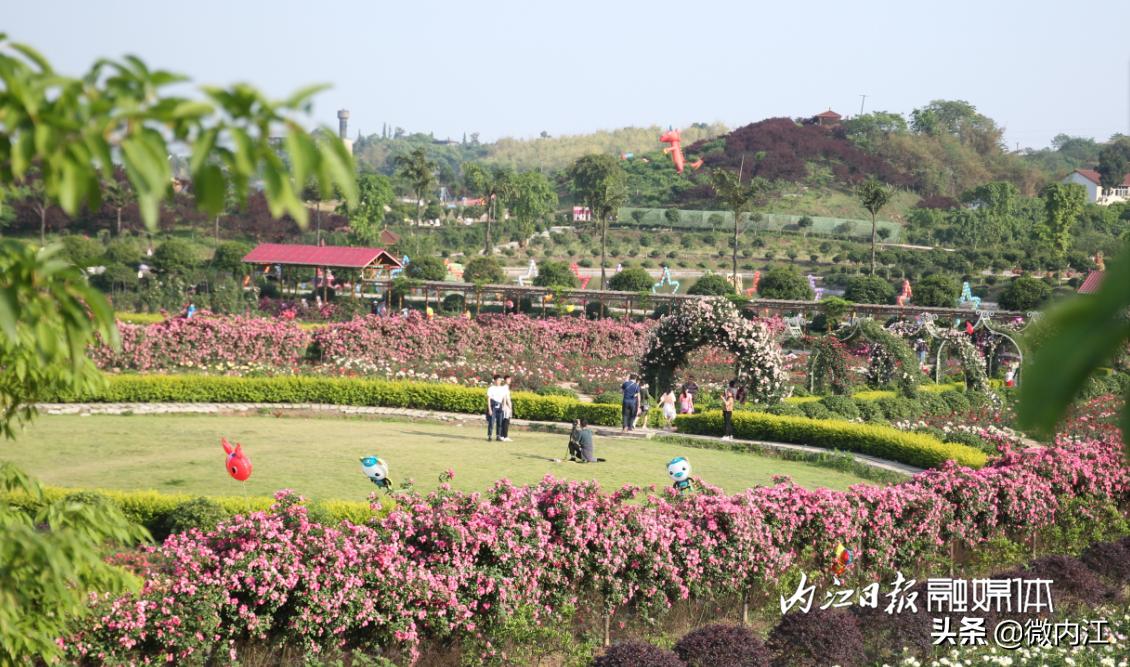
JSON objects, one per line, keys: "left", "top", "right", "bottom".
{"left": 6, "top": 0, "right": 1129, "bottom": 148}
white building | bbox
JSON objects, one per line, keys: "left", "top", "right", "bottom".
{"left": 1062, "top": 169, "right": 1130, "bottom": 205}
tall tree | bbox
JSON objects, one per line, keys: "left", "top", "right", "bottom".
{"left": 710, "top": 158, "right": 768, "bottom": 285}
{"left": 102, "top": 168, "right": 135, "bottom": 237}
{"left": 505, "top": 170, "right": 557, "bottom": 230}
{"left": 1038, "top": 183, "right": 1085, "bottom": 259}
{"left": 857, "top": 177, "right": 893, "bottom": 275}
{"left": 394, "top": 147, "right": 435, "bottom": 225}
{"left": 567, "top": 154, "right": 627, "bottom": 289}
{"left": 1096, "top": 139, "right": 1130, "bottom": 200}
{"left": 338, "top": 173, "right": 395, "bottom": 244}
{"left": 463, "top": 163, "right": 514, "bottom": 254}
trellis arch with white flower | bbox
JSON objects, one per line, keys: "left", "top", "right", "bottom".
{"left": 639, "top": 299, "right": 789, "bottom": 404}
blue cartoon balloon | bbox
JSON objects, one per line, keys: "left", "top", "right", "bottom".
{"left": 667, "top": 456, "right": 695, "bottom": 493}
{"left": 360, "top": 456, "right": 392, "bottom": 490}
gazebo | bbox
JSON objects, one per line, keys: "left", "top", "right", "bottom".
{"left": 242, "top": 243, "right": 402, "bottom": 299}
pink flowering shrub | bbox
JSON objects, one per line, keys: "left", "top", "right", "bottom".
{"left": 92, "top": 316, "right": 311, "bottom": 372}
{"left": 62, "top": 432, "right": 1130, "bottom": 664}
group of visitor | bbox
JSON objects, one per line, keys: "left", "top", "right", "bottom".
{"left": 567, "top": 419, "right": 600, "bottom": 463}
{"left": 485, "top": 374, "right": 514, "bottom": 442}
{"left": 619, "top": 374, "right": 652, "bottom": 432}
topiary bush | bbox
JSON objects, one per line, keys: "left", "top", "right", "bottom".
{"left": 1019, "top": 555, "right": 1113, "bottom": 608}
{"left": 874, "top": 396, "right": 920, "bottom": 421}
{"left": 843, "top": 275, "right": 895, "bottom": 305}
{"left": 161, "top": 497, "right": 229, "bottom": 538}
{"left": 820, "top": 395, "right": 860, "bottom": 419}
{"left": 462, "top": 256, "right": 505, "bottom": 284}
{"left": 533, "top": 260, "right": 579, "bottom": 289}
{"left": 591, "top": 640, "right": 683, "bottom": 667}
{"left": 441, "top": 293, "right": 466, "bottom": 314}
{"left": 940, "top": 390, "right": 971, "bottom": 413}
{"left": 765, "top": 403, "right": 804, "bottom": 417}
{"left": 999, "top": 275, "right": 1052, "bottom": 311}
{"left": 404, "top": 255, "right": 448, "bottom": 281}
{"left": 757, "top": 266, "right": 813, "bottom": 300}
{"left": 799, "top": 401, "right": 832, "bottom": 420}
{"left": 687, "top": 273, "right": 736, "bottom": 296}
{"left": 609, "top": 267, "right": 655, "bottom": 293}
{"left": 673, "top": 623, "right": 770, "bottom": 667}
{"left": 1081, "top": 540, "right": 1130, "bottom": 585}
{"left": 852, "top": 588, "right": 934, "bottom": 661}
{"left": 767, "top": 608, "right": 865, "bottom": 667}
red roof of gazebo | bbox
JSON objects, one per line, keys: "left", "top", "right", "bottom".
{"left": 1077, "top": 270, "right": 1104, "bottom": 294}
{"left": 243, "top": 243, "right": 402, "bottom": 269}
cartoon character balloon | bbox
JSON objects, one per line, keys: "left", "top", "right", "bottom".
{"left": 221, "top": 437, "right": 252, "bottom": 481}
{"left": 830, "top": 543, "right": 854, "bottom": 585}
{"left": 360, "top": 456, "right": 392, "bottom": 490}
{"left": 659, "top": 129, "right": 703, "bottom": 174}
{"left": 667, "top": 456, "right": 695, "bottom": 493}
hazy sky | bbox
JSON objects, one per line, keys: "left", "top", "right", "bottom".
{"left": 7, "top": 0, "right": 1129, "bottom": 148}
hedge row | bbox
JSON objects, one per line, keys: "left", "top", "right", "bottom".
{"left": 674, "top": 410, "right": 988, "bottom": 469}
{"left": 767, "top": 386, "right": 994, "bottom": 425}
{"left": 0, "top": 486, "right": 376, "bottom": 541}
{"left": 51, "top": 374, "right": 624, "bottom": 426}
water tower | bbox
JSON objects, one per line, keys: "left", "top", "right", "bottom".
{"left": 337, "top": 109, "right": 350, "bottom": 139}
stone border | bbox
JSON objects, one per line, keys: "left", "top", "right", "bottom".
{"left": 36, "top": 402, "right": 923, "bottom": 476}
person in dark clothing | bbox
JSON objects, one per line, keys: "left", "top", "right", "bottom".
{"left": 576, "top": 419, "right": 597, "bottom": 462}
{"left": 721, "top": 387, "right": 735, "bottom": 441}
{"left": 620, "top": 374, "right": 641, "bottom": 433}
{"left": 567, "top": 419, "right": 584, "bottom": 461}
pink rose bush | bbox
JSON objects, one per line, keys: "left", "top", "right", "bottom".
{"left": 92, "top": 317, "right": 311, "bottom": 372}
{"left": 62, "top": 429, "right": 1129, "bottom": 664}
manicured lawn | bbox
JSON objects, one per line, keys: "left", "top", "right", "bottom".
{"left": 8, "top": 415, "right": 874, "bottom": 500}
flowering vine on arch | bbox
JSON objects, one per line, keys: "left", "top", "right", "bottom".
{"left": 639, "top": 299, "right": 788, "bottom": 404}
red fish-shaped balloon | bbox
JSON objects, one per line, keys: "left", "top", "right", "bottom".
{"left": 221, "top": 437, "right": 253, "bottom": 481}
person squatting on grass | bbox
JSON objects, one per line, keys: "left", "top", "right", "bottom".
{"left": 620, "top": 373, "right": 641, "bottom": 433}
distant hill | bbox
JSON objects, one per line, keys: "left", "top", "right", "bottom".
{"left": 351, "top": 123, "right": 728, "bottom": 176}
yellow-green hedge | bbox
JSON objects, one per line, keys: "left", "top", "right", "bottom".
{"left": 0, "top": 486, "right": 378, "bottom": 536}
{"left": 674, "top": 410, "right": 987, "bottom": 469}
{"left": 52, "top": 374, "right": 624, "bottom": 426}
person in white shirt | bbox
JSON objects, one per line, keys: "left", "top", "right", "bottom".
{"left": 485, "top": 374, "right": 506, "bottom": 441}
{"left": 499, "top": 374, "right": 514, "bottom": 441}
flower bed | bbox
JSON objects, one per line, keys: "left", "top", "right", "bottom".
{"left": 91, "top": 316, "right": 311, "bottom": 372}
{"left": 61, "top": 433, "right": 1129, "bottom": 663}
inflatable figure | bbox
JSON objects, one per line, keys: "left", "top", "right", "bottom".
{"left": 390, "top": 256, "right": 410, "bottom": 279}
{"left": 667, "top": 456, "right": 696, "bottom": 493}
{"left": 221, "top": 437, "right": 252, "bottom": 482}
{"left": 659, "top": 129, "right": 704, "bottom": 173}
{"left": 896, "top": 279, "right": 912, "bottom": 306}
{"left": 360, "top": 456, "right": 392, "bottom": 490}
{"left": 651, "top": 266, "right": 681, "bottom": 294}
{"left": 620, "top": 152, "right": 634, "bottom": 160}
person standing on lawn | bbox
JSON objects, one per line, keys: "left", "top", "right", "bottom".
{"left": 499, "top": 374, "right": 514, "bottom": 441}
{"left": 721, "top": 386, "right": 735, "bottom": 441}
{"left": 634, "top": 383, "right": 650, "bottom": 429}
{"left": 620, "top": 373, "right": 641, "bottom": 433}
{"left": 486, "top": 374, "right": 506, "bottom": 441}
{"left": 660, "top": 388, "right": 677, "bottom": 429}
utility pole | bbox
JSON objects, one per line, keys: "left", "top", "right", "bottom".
{"left": 859, "top": 94, "right": 868, "bottom": 116}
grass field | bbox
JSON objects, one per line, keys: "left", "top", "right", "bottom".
{"left": 7, "top": 414, "right": 874, "bottom": 500}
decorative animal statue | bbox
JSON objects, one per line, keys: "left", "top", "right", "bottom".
{"left": 667, "top": 456, "right": 695, "bottom": 493}
{"left": 221, "top": 437, "right": 252, "bottom": 482}
{"left": 896, "top": 279, "right": 912, "bottom": 306}
{"left": 659, "top": 129, "right": 704, "bottom": 174}
{"left": 651, "top": 266, "right": 681, "bottom": 294}
{"left": 359, "top": 456, "right": 392, "bottom": 490}
{"left": 958, "top": 281, "right": 981, "bottom": 310}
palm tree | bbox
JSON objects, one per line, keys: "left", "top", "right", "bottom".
{"left": 393, "top": 147, "right": 436, "bottom": 225}
{"left": 857, "top": 177, "right": 893, "bottom": 276}
{"left": 463, "top": 163, "right": 514, "bottom": 255}
{"left": 567, "top": 154, "right": 627, "bottom": 289}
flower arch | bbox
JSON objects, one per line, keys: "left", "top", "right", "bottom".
{"left": 805, "top": 335, "right": 850, "bottom": 395}
{"left": 839, "top": 319, "right": 925, "bottom": 397}
{"left": 639, "top": 299, "right": 788, "bottom": 403}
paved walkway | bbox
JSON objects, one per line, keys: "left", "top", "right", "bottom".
{"left": 36, "top": 402, "right": 923, "bottom": 476}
